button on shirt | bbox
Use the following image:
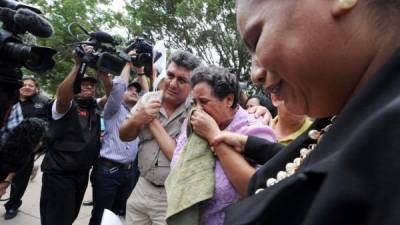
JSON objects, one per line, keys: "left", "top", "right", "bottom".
{"left": 131, "top": 91, "right": 191, "bottom": 185}
{"left": 100, "top": 78, "right": 139, "bottom": 164}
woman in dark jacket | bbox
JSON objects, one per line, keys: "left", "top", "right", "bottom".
{"left": 210, "top": 0, "right": 400, "bottom": 224}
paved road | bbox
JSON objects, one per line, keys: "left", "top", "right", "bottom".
{"left": 0, "top": 157, "right": 93, "bottom": 225}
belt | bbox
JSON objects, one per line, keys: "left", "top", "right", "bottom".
{"left": 98, "top": 157, "right": 133, "bottom": 170}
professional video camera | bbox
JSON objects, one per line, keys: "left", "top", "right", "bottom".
{"left": 70, "top": 23, "right": 122, "bottom": 75}
{"left": 0, "top": 0, "right": 55, "bottom": 128}
{"left": 0, "top": 0, "right": 56, "bottom": 73}
{"left": 121, "top": 36, "right": 153, "bottom": 76}
{"left": 70, "top": 23, "right": 154, "bottom": 87}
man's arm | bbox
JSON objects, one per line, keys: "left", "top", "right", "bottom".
{"left": 97, "top": 71, "right": 113, "bottom": 109}
{"left": 243, "top": 136, "right": 283, "bottom": 164}
{"left": 148, "top": 119, "right": 176, "bottom": 160}
{"left": 55, "top": 64, "right": 79, "bottom": 114}
{"left": 119, "top": 114, "right": 142, "bottom": 141}
{"left": 119, "top": 99, "right": 161, "bottom": 141}
{"left": 136, "top": 67, "right": 149, "bottom": 93}
{"left": 103, "top": 63, "right": 132, "bottom": 118}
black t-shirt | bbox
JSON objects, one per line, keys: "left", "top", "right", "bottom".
{"left": 20, "top": 94, "right": 50, "bottom": 121}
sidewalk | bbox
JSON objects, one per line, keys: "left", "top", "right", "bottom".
{"left": 0, "top": 156, "right": 93, "bottom": 225}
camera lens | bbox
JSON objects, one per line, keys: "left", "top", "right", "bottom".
{"left": 3, "top": 42, "right": 31, "bottom": 63}
{"left": 3, "top": 42, "right": 56, "bottom": 72}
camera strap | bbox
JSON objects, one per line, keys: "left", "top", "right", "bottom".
{"left": 73, "top": 62, "right": 86, "bottom": 94}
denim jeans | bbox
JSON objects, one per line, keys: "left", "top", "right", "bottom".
{"left": 89, "top": 159, "right": 140, "bottom": 225}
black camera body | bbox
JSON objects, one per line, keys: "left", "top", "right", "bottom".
{"left": 124, "top": 37, "right": 153, "bottom": 76}
{"left": 0, "top": 0, "right": 54, "bottom": 180}
{"left": 0, "top": 0, "right": 56, "bottom": 127}
{"left": 72, "top": 26, "right": 154, "bottom": 78}
{"left": 0, "top": 29, "right": 56, "bottom": 72}
{"left": 73, "top": 29, "right": 126, "bottom": 78}
{"left": 96, "top": 52, "right": 126, "bottom": 76}
{"left": 0, "top": 0, "right": 56, "bottom": 75}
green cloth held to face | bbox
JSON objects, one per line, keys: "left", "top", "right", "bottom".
{"left": 165, "top": 109, "right": 215, "bottom": 225}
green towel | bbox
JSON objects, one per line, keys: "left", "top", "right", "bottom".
{"left": 165, "top": 109, "right": 215, "bottom": 225}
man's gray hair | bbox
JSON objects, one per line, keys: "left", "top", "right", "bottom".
{"left": 167, "top": 50, "right": 202, "bottom": 71}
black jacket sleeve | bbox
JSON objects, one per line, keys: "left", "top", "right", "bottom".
{"left": 243, "top": 136, "right": 284, "bottom": 165}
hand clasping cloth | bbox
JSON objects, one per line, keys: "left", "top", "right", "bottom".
{"left": 165, "top": 109, "right": 215, "bottom": 225}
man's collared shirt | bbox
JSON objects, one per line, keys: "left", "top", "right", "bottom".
{"left": 100, "top": 78, "right": 139, "bottom": 164}
{"left": 130, "top": 91, "right": 191, "bottom": 185}
{"left": 0, "top": 103, "right": 23, "bottom": 143}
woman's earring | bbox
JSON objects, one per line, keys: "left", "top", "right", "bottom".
{"left": 332, "top": 0, "right": 357, "bottom": 16}
{"left": 337, "top": 0, "right": 357, "bottom": 10}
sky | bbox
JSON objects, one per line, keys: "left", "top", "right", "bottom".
{"left": 101, "top": 0, "right": 128, "bottom": 36}
{"left": 111, "top": 0, "right": 125, "bottom": 12}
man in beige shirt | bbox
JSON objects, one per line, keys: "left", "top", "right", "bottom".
{"left": 119, "top": 50, "right": 201, "bottom": 225}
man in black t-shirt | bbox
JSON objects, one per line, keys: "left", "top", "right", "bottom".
{"left": 4, "top": 76, "right": 50, "bottom": 220}
{"left": 40, "top": 51, "right": 112, "bottom": 225}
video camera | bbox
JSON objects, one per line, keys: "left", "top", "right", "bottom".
{"left": 71, "top": 23, "right": 154, "bottom": 82}
{"left": 0, "top": 0, "right": 56, "bottom": 128}
{"left": 0, "top": 0, "right": 56, "bottom": 75}
{"left": 120, "top": 36, "right": 153, "bottom": 76}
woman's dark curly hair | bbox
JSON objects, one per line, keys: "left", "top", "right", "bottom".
{"left": 0, "top": 118, "right": 46, "bottom": 174}
{"left": 191, "top": 65, "right": 240, "bottom": 108}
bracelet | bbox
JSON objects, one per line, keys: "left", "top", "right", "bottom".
{"left": 137, "top": 73, "right": 145, "bottom": 76}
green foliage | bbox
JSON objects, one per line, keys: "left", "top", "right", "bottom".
{"left": 22, "top": 0, "right": 117, "bottom": 95}
{"left": 18, "top": 0, "right": 255, "bottom": 95}
{"left": 122, "top": 0, "right": 251, "bottom": 80}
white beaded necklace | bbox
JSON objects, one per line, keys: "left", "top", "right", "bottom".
{"left": 255, "top": 117, "right": 335, "bottom": 194}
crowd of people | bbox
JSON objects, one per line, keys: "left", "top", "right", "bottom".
{"left": 1, "top": 0, "right": 400, "bottom": 225}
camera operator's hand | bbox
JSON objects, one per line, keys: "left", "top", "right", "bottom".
{"left": 73, "top": 45, "right": 95, "bottom": 66}
{"left": 126, "top": 51, "right": 135, "bottom": 67}
{"left": 126, "top": 51, "right": 145, "bottom": 72}
{"left": 72, "top": 50, "right": 82, "bottom": 66}
{"left": 120, "top": 51, "right": 149, "bottom": 92}
{"left": 132, "top": 99, "right": 161, "bottom": 125}
{"left": 96, "top": 70, "right": 113, "bottom": 108}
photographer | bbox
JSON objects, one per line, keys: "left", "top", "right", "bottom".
{"left": 88, "top": 51, "right": 147, "bottom": 225}
{"left": 39, "top": 48, "right": 112, "bottom": 225}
